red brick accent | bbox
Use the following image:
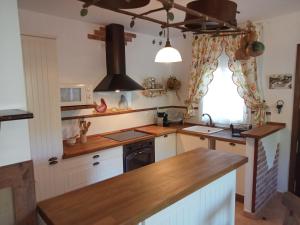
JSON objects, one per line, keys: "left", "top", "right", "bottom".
{"left": 254, "top": 141, "right": 280, "bottom": 211}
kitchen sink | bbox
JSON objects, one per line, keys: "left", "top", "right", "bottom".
{"left": 183, "top": 125, "right": 223, "bottom": 134}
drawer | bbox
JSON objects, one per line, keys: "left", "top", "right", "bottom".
{"left": 177, "top": 133, "right": 209, "bottom": 154}
{"left": 215, "top": 141, "right": 246, "bottom": 156}
{"left": 63, "top": 146, "right": 123, "bottom": 168}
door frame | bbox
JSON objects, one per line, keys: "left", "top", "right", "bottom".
{"left": 289, "top": 44, "right": 300, "bottom": 193}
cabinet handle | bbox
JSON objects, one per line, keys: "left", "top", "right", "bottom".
{"left": 200, "top": 137, "right": 206, "bottom": 140}
{"left": 93, "top": 155, "right": 100, "bottom": 159}
{"left": 229, "top": 143, "right": 236, "bottom": 146}
{"left": 48, "top": 157, "right": 58, "bottom": 162}
{"left": 93, "top": 162, "right": 100, "bottom": 166}
{"left": 49, "top": 161, "right": 58, "bottom": 166}
{"left": 164, "top": 134, "right": 168, "bottom": 138}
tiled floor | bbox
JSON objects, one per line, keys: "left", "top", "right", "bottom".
{"left": 236, "top": 195, "right": 286, "bottom": 225}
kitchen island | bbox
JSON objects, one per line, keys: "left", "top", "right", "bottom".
{"left": 38, "top": 148, "right": 247, "bottom": 225}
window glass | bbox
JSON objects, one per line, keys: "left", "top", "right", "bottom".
{"left": 202, "top": 50, "right": 247, "bottom": 125}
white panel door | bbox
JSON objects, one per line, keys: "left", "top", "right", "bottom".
{"left": 216, "top": 140, "right": 246, "bottom": 196}
{"left": 22, "top": 35, "right": 64, "bottom": 201}
{"left": 176, "top": 133, "right": 209, "bottom": 154}
{"left": 155, "top": 134, "right": 176, "bottom": 162}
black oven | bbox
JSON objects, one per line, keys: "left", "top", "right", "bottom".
{"left": 123, "top": 139, "right": 155, "bottom": 172}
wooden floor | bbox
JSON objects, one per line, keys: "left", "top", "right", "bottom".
{"left": 236, "top": 195, "right": 286, "bottom": 225}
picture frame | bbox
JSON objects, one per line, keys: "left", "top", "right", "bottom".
{"left": 268, "top": 74, "right": 293, "bottom": 89}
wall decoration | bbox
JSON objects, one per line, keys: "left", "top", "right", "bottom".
{"left": 235, "top": 22, "right": 265, "bottom": 60}
{"left": 142, "top": 77, "right": 166, "bottom": 97}
{"left": 276, "top": 100, "right": 285, "bottom": 114}
{"left": 94, "top": 98, "right": 107, "bottom": 113}
{"left": 166, "top": 76, "right": 181, "bottom": 100}
{"left": 268, "top": 74, "right": 292, "bottom": 89}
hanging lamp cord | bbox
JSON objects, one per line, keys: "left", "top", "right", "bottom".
{"left": 165, "top": 9, "right": 171, "bottom": 47}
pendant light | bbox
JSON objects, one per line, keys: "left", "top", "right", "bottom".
{"left": 155, "top": 10, "right": 182, "bottom": 63}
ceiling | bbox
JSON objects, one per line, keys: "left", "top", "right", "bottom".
{"left": 18, "top": 0, "right": 300, "bottom": 37}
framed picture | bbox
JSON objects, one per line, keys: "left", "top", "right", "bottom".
{"left": 268, "top": 74, "right": 293, "bottom": 89}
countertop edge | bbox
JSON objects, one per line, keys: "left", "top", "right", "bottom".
{"left": 63, "top": 135, "right": 155, "bottom": 159}
{"left": 241, "top": 123, "right": 286, "bottom": 139}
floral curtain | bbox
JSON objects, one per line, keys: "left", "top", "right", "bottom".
{"left": 185, "top": 35, "right": 224, "bottom": 117}
{"left": 185, "top": 23, "right": 266, "bottom": 125}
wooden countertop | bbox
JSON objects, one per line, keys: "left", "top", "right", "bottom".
{"left": 135, "top": 125, "right": 178, "bottom": 136}
{"left": 63, "top": 122, "right": 285, "bottom": 159}
{"left": 241, "top": 123, "right": 286, "bottom": 139}
{"left": 63, "top": 133, "right": 154, "bottom": 159}
{"left": 136, "top": 124, "right": 245, "bottom": 144}
{"left": 38, "top": 149, "right": 248, "bottom": 225}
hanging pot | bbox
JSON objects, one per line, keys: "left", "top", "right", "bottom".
{"left": 184, "top": 0, "right": 238, "bottom": 30}
{"left": 246, "top": 41, "right": 265, "bottom": 57}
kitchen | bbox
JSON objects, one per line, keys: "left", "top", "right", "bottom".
{"left": 1, "top": 0, "right": 300, "bottom": 225}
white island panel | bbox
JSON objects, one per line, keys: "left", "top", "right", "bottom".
{"left": 142, "top": 171, "right": 236, "bottom": 225}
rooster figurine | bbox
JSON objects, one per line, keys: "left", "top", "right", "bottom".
{"left": 94, "top": 98, "right": 107, "bottom": 113}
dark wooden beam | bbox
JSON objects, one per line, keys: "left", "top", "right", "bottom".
{"left": 162, "top": 18, "right": 204, "bottom": 29}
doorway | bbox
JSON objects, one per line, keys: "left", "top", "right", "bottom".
{"left": 289, "top": 44, "right": 300, "bottom": 196}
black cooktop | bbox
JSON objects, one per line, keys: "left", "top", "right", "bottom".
{"left": 104, "top": 130, "right": 149, "bottom": 142}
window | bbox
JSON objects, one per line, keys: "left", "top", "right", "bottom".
{"left": 201, "top": 50, "right": 247, "bottom": 125}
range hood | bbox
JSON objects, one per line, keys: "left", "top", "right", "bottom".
{"left": 94, "top": 24, "right": 144, "bottom": 92}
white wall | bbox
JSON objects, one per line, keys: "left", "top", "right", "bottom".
{"left": 19, "top": 10, "right": 182, "bottom": 138}
{"left": 0, "top": 0, "right": 31, "bottom": 166}
{"left": 19, "top": 9, "right": 179, "bottom": 108}
{"left": 260, "top": 11, "right": 300, "bottom": 192}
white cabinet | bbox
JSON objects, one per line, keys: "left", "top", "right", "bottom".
{"left": 215, "top": 140, "right": 246, "bottom": 196}
{"left": 62, "top": 147, "right": 123, "bottom": 192}
{"left": 155, "top": 133, "right": 177, "bottom": 162}
{"left": 176, "top": 133, "right": 209, "bottom": 154}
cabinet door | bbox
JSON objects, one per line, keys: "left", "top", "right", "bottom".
{"left": 63, "top": 146, "right": 123, "bottom": 192}
{"left": 97, "top": 146, "right": 123, "bottom": 181}
{"left": 155, "top": 133, "right": 176, "bottom": 162}
{"left": 176, "top": 134, "right": 209, "bottom": 154}
{"left": 215, "top": 140, "right": 246, "bottom": 196}
{"left": 22, "top": 36, "right": 64, "bottom": 201}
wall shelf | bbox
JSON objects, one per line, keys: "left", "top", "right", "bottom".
{"left": 61, "top": 105, "right": 96, "bottom": 111}
{"left": 61, "top": 106, "right": 188, "bottom": 121}
{"left": 142, "top": 89, "right": 167, "bottom": 98}
{"left": 0, "top": 109, "right": 33, "bottom": 122}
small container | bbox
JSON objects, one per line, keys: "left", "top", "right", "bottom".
{"left": 80, "top": 134, "right": 87, "bottom": 144}
{"left": 66, "top": 136, "right": 77, "bottom": 146}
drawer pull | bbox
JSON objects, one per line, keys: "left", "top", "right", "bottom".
{"left": 164, "top": 134, "right": 168, "bottom": 138}
{"left": 93, "top": 162, "right": 100, "bottom": 166}
{"left": 229, "top": 143, "right": 236, "bottom": 146}
{"left": 200, "top": 137, "right": 206, "bottom": 140}
{"left": 93, "top": 155, "right": 100, "bottom": 159}
{"left": 48, "top": 157, "right": 58, "bottom": 162}
{"left": 49, "top": 161, "right": 58, "bottom": 166}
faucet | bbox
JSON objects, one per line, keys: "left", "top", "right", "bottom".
{"left": 202, "top": 113, "right": 214, "bottom": 127}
